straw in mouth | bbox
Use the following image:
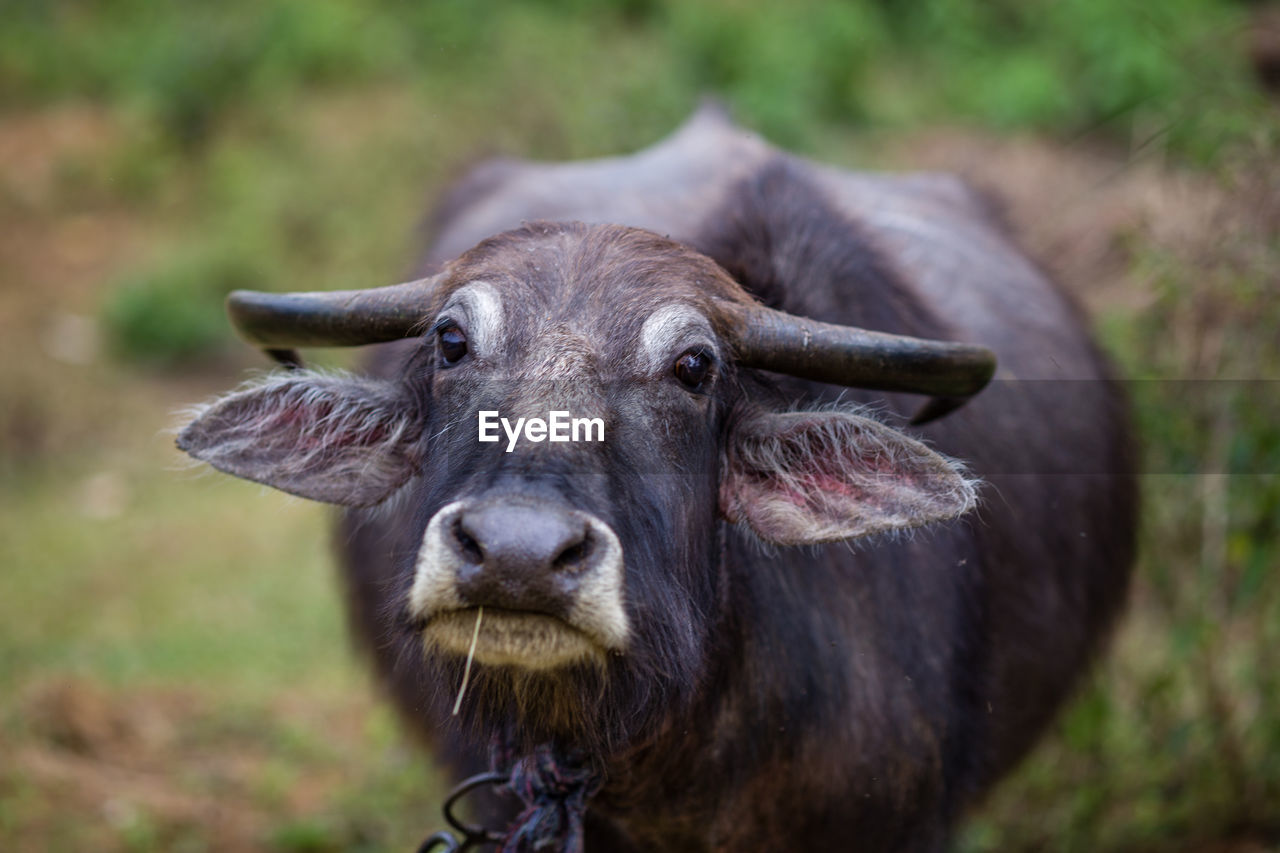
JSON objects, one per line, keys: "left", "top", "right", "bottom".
{"left": 452, "top": 606, "right": 484, "bottom": 716}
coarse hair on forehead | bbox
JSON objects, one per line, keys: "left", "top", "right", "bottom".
{"left": 443, "top": 221, "right": 748, "bottom": 314}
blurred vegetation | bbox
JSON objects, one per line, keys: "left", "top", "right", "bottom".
{"left": 1, "top": 0, "right": 1269, "bottom": 365}
{"left": 1, "top": 0, "right": 1262, "bottom": 152}
{"left": 1, "top": 0, "right": 1279, "bottom": 850}
{"left": 963, "top": 150, "right": 1280, "bottom": 851}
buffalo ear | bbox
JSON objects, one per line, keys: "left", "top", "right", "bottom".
{"left": 719, "top": 409, "right": 977, "bottom": 545}
{"left": 177, "top": 372, "right": 421, "bottom": 507}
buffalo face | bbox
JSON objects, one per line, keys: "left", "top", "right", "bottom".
{"left": 178, "top": 222, "right": 977, "bottom": 743}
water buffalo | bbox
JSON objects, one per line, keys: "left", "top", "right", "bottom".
{"left": 178, "top": 106, "right": 1136, "bottom": 851}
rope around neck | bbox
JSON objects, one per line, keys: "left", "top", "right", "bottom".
{"left": 417, "top": 742, "right": 604, "bottom": 852}
{"left": 498, "top": 744, "right": 603, "bottom": 853}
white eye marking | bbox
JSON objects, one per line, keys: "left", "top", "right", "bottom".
{"left": 638, "top": 304, "right": 718, "bottom": 374}
{"left": 440, "top": 282, "right": 503, "bottom": 359}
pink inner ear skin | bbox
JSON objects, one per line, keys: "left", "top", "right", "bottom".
{"left": 797, "top": 472, "right": 868, "bottom": 503}
{"left": 738, "top": 464, "right": 873, "bottom": 510}
{"left": 267, "top": 400, "right": 392, "bottom": 452}
{"left": 721, "top": 407, "right": 975, "bottom": 545}
{"left": 268, "top": 403, "right": 327, "bottom": 451}
{"left": 767, "top": 471, "right": 888, "bottom": 512}
{"left": 782, "top": 439, "right": 919, "bottom": 505}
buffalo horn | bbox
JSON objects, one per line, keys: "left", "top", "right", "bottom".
{"left": 722, "top": 301, "right": 996, "bottom": 422}
{"left": 226, "top": 277, "right": 441, "bottom": 366}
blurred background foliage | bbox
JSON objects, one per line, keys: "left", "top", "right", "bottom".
{"left": 1, "top": 0, "right": 1278, "bottom": 850}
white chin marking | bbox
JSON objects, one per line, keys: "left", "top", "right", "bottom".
{"left": 423, "top": 609, "right": 604, "bottom": 670}
{"left": 407, "top": 500, "right": 468, "bottom": 620}
{"left": 567, "top": 517, "right": 630, "bottom": 649}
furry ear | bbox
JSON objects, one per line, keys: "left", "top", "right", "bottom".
{"left": 177, "top": 372, "right": 421, "bottom": 507}
{"left": 719, "top": 409, "right": 977, "bottom": 545}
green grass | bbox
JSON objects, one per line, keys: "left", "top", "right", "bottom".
{"left": 0, "top": 444, "right": 337, "bottom": 696}
{"left": 0, "top": 435, "right": 450, "bottom": 851}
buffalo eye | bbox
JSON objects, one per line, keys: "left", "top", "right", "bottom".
{"left": 436, "top": 320, "right": 468, "bottom": 365}
{"left": 674, "top": 348, "right": 713, "bottom": 390}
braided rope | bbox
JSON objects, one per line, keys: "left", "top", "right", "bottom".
{"left": 496, "top": 744, "right": 604, "bottom": 853}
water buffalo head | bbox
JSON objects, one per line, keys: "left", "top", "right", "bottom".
{"left": 178, "top": 221, "right": 991, "bottom": 747}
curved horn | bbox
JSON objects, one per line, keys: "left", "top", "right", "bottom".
{"left": 227, "top": 276, "right": 441, "bottom": 349}
{"left": 723, "top": 301, "right": 996, "bottom": 420}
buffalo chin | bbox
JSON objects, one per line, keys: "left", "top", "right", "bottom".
{"left": 422, "top": 607, "right": 607, "bottom": 670}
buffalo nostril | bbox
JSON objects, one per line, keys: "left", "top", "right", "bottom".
{"left": 553, "top": 535, "right": 591, "bottom": 573}
{"left": 452, "top": 519, "right": 485, "bottom": 565}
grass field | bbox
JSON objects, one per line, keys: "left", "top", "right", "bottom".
{"left": 2, "top": 1, "right": 1279, "bottom": 850}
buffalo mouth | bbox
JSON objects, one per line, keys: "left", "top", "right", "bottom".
{"left": 420, "top": 607, "right": 608, "bottom": 670}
